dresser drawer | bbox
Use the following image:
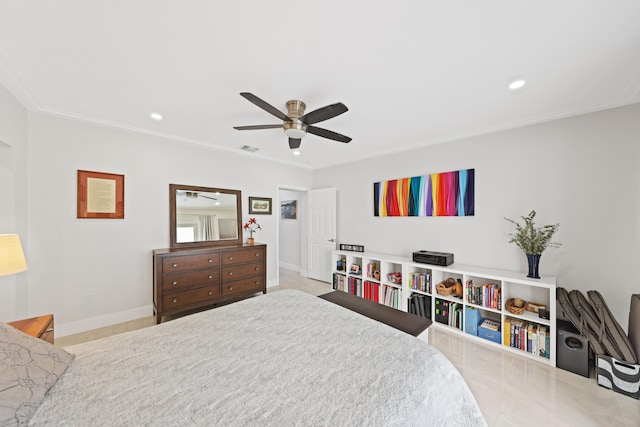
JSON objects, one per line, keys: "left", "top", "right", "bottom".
{"left": 162, "top": 253, "right": 220, "bottom": 272}
{"left": 222, "top": 261, "right": 264, "bottom": 281}
{"left": 221, "top": 247, "right": 265, "bottom": 265}
{"left": 162, "top": 269, "right": 220, "bottom": 290}
{"left": 222, "top": 276, "right": 265, "bottom": 297}
{"left": 162, "top": 285, "right": 220, "bottom": 309}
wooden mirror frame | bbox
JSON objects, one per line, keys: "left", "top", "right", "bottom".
{"left": 169, "top": 184, "right": 243, "bottom": 248}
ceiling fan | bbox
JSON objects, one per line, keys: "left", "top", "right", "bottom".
{"left": 177, "top": 191, "right": 218, "bottom": 201}
{"left": 233, "top": 92, "right": 352, "bottom": 149}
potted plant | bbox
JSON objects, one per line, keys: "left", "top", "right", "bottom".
{"left": 243, "top": 218, "right": 261, "bottom": 245}
{"left": 505, "top": 210, "right": 561, "bottom": 278}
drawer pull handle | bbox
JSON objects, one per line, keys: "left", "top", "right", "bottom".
{"left": 229, "top": 286, "right": 233, "bottom": 291}
{"left": 255, "top": 253, "right": 259, "bottom": 257}
{"left": 208, "top": 259, "right": 213, "bottom": 263}
{"left": 255, "top": 281, "right": 259, "bottom": 285}
{"left": 255, "top": 267, "right": 259, "bottom": 271}
{"left": 208, "top": 275, "right": 213, "bottom": 279}
{"left": 172, "top": 263, "right": 178, "bottom": 268}
{"left": 172, "top": 281, "right": 178, "bottom": 285}
{"left": 229, "top": 272, "right": 233, "bottom": 276}
{"left": 208, "top": 291, "right": 213, "bottom": 296}
{"left": 228, "top": 256, "right": 233, "bottom": 260}
{"left": 44, "top": 328, "right": 54, "bottom": 333}
{"left": 172, "top": 298, "right": 178, "bottom": 303}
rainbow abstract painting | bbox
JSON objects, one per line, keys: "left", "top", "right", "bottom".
{"left": 373, "top": 168, "right": 474, "bottom": 217}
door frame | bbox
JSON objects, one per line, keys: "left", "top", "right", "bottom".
{"left": 275, "top": 184, "right": 309, "bottom": 286}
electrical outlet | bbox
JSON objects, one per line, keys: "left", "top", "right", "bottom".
{"left": 85, "top": 293, "right": 95, "bottom": 305}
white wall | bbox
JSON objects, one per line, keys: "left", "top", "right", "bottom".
{"left": 19, "top": 112, "right": 312, "bottom": 335}
{"left": 0, "top": 82, "right": 27, "bottom": 320}
{"left": 314, "top": 103, "right": 640, "bottom": 331}
{"left": 278, "top": 189, "right": 303, "bottom": 271}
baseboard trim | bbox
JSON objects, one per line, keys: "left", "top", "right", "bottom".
{"left": 279, "top": 262, "right": 301, "bottom": 272}
{"left": 56, "top": 305, "right": 154, "bottom": 338}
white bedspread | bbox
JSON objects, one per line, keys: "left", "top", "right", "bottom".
{"left": 31, "top": 290, "right": 486, "bottom": 426}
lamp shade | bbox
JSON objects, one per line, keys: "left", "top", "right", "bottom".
{"left": 0, "top": 234, "right": 28, "bottom": 276}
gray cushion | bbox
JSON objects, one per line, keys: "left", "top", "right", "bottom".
{"left": 0, "top": 321, "right": 74, "bottom": 426}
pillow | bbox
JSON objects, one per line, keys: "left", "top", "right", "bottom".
{"left": 0, "top": 321, "right": 74, "bottom": 426}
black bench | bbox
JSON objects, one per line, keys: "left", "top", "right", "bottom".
{"left": 318, "top": 291, "right": 432, "bottom": 339}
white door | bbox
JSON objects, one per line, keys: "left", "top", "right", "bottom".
{"left": 307, "top": 188, "right": 337, "bottom": 282}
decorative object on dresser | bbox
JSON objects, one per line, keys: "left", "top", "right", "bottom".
{"left": 153, "top": 244, "right": 266, "bottom": 323}
{"left": 8, "top": 314, "right": 55, "bottom": 344}
{"left": 242, "top": 217, "right": 261, "bottom": 245}
{"left": 504, "top": 210, "right": 561, "bottom": 279}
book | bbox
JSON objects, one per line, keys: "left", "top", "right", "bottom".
{"left": 503, "top": 317, "right": 511, "bottom": 346}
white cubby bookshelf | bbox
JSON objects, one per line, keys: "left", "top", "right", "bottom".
{"left": 332, "top": 250, "right": 557, "bottom": 366}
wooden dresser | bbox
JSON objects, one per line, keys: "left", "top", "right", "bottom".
{"left": 153, "top": 244, "right": 266, "bottom": 323}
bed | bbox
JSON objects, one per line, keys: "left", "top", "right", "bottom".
{"left": 1, "top": 289, "right": 486, "bottom": 426}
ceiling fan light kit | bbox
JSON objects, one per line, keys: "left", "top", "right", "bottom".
{"left": 234, "top": 92, "right": 351, "bottom": 150}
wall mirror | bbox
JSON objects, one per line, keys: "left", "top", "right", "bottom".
{"left": 169, "top": 184, "right": 242, "bottom": 248}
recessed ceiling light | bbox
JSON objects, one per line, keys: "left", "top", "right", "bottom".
{"left": 150, "top": 112, "right": 163, "bottom": 121}
{"left": 508, "top": 79, "right": 526, "bottom": 90}
{"left": 292, "top": 150, "right": 301, "bottom": 156}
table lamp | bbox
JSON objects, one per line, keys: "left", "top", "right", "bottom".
{"left": 0, "top": 234, "right": 28, "bottom": 276}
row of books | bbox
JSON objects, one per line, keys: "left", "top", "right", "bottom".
{"left": 435, "top": 299, "right": 464, "bottom": 330}
{"left": 466, "top": 280, "right": 501, "bottom": 310}
{"left": 409, "top": 271, "right": 432, "bottom": 293}
{"left": 408, "top": 293, "right": 432, "bottom": 319}
{"left": 332, "top": 274, "right": 400, "bottom": 309}
{"left": 504, "top": 317, "right": 550, "bottom": 359}
{"left": 381, "top": 285, "right": 401, "bottom": 309}
{"left": 333, "top": 273, "right": 346, "bottom": 291}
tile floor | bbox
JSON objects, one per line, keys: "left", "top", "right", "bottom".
{"left": 56, "top": 269, "right": 639, "bottom": 426}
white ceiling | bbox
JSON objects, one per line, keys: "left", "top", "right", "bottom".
{"left": 1, "top": 1, "right": 639, "bottom": 169}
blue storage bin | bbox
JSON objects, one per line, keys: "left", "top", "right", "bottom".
{"left": 477, "top": 319, "right": 501, "bottom": 344}
{"left": 465, "top": 306, "right": 482, "bottom": 336}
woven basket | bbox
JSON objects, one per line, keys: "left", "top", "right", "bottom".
{"left": 435, "top": 278, "right": 456, "bottom": 296}
{"left": 506, "top": 297, "right": 527, "bottom": 315}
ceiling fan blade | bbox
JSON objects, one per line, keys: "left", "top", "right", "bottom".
{"left": 289, "top": 138, "right": 302, "bottom": 149}
{"left": 233, "top": 124, "right": 283, "bottom": 130}
{"left": 300, "top": 103, "right": 348, "bottom": 125}
{"left": 307, "top": 126, "right": 352, "bottom": 143}
{"left": 239, "top": 92, "right": 290, "bottom": 121}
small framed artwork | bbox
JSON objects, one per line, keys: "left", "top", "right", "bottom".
{"left": 77, "top": 170, "right": 124, "bottom": 219}
{"left": 281, "top": 200, "right": 298, "bottom": 220}
{"left": 249, "top": 197, "right": 272, "bottom": 215}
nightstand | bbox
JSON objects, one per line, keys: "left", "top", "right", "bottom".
{"left": 8, "top": 314, "right": 54, "bottom": 344}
